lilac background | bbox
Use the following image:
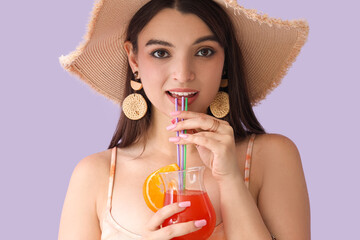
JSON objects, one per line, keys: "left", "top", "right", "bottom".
{"left": 0, "top": 0, "right": 359, "bottom": 239}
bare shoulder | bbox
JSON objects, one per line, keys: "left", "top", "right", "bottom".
{"left": 254, "top": 133, "right": 299, "bottom": 152}
{"left": 71, "top": 148, "right": 113, "bottom": 217}
{"left": 252, "top": 134, "right": 310, "bottom": 239}
{"left": 73, "top": 149, "right": 112, "bottom": 183}
{"left": 254, "top": 133, "right": 301, "bottom": 166}
{"left": 68, "top": 149, "right": 112, "bottom": 200}
{"left": 253, "top": 133, "right": 306, "bottom": 200}
{"left": 58, "top": 148, "right": 112, "bottom": 240}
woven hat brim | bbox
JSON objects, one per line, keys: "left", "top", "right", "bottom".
{"left": 222, "top": 1, "right": 309, "bottom": 105}
{"left": 59, "top": 0, "right": 309, "bottom": 106}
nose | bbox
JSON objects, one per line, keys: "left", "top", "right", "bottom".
{"left": 172, "top": 55, "right": 195, "bottom": 83}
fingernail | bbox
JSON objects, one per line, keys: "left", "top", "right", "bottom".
{"left": 179, "top": 134, "right": 188, "bottom": 139}
{"left": 194, "top": 219, "right": 207, "bottom": 228}
{"left": 169, "top": 137, "right": 181, "bottom": 142}
{"left": 166, "top": 124, "right": 177, "bottom": 130}
{"left": 171, "top": 118, "right": 176, "bottom": 124}
{"left": 178, "top": 201, "right": 191, "bottom": 208}
{"left": 170, "top": 111, "right": 181, "bottom": 116}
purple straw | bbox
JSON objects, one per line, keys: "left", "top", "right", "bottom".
{"left": 175, "top": 98, "right": 180, "bottom": 169}
{"left": 175, "top": 98, "right": 183, "bottom": 190}
{"left": 181, "top": 97, "right": 185, "bottom": 171}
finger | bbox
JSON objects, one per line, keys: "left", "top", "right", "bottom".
{"left": 152, "top": 220, "right": 207, "bottom": 239}
{"left": 170, "top": 111, "right": 228, "bottom": 126}
{"left": 145, "top": 201, "right": 191, "bottom": 231}
{"left": 168, "top": 132, "right": 221, "bottom": 145}
{"left": 177, "top": 133, "right": 225, "bottom": 153}
{"left": 167, "top": 116, "right": 231, "bottom": 135}
{"left": 170, "top": 110, "right": 203, "bottom": 118}
{"left": 194, "top": 131, "right": 234, "bottom": 143}
{"left": 184, "top": 131, "right": 225, "bottom": 142}
{"left": 169, "top": 132, "right": 223, "bottom": 145}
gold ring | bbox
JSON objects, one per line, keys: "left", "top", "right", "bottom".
{"left": 208, "top": 119, "right": 220, "bottom": 132}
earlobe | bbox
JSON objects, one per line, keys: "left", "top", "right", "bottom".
{"left": 124, "top": 41, "right": 138, "bottom": 70}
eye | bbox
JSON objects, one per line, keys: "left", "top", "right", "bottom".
{"left": 196, "top": 48, "right": 214, "bottom": 57}
{"left": 151, "top": 49, "right": 170, "bottom": 58}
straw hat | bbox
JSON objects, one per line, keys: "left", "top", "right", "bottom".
{"left": 59, "top": 0, "right": 309, "bottom": 106}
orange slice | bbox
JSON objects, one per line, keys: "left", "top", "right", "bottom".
{"left": 143, "top": 163, "right": 180, "bottom": 212}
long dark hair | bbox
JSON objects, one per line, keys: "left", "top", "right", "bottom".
{"left": 108, "top": 0, "right": 265, "bottom": 149}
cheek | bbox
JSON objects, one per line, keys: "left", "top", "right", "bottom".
{"left": 200, "top": 51, "right": 224, "bottom": 80}
{"left": 136, "top": 54, "right": 168, "bottom": 105}
{"left": 138, "top": 54, "right": 160, "bottom": 79}
{"left": 140, "top": 75, "right": 162, "bottom": 100}
{"left": 199, "top": 59, "right": 223, "bottom": 88}
{"left": 202, "top": 78, "right": 221, "bottom": 104}
{"left": 197, "top": 60, "right": 224, "bottom": 107}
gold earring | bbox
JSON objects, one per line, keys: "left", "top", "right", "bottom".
{"left": 122, "top": 71, "right": 148, "bottom": 120}
{"left": 210, "top": 78, "right": 230, "bottom": 118}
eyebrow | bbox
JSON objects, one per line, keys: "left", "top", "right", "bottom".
{"left": 145, "top": 35, "right": 219, "bottom": 47}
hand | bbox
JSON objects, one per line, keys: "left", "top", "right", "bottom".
{"left": 167, "top": 111, "right": 240, "bottom": 181}
{"left": 141, "top": 202, "right": 207, "bottom": 240}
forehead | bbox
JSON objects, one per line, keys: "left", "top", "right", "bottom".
{"left": 138, "top": 8, "right": 214, "bottom": 45}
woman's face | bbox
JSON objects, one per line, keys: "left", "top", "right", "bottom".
{"left": 126, "top": 8, "right": 225, "bottom": 115}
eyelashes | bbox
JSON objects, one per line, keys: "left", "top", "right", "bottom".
{"left": 196, "top": 48, "right": 214, "bottom": 57}
{"left": 150, "top": 48, "right": 216, "bottom": 59}
{"left": 152, "top": 49, "right": 170, "bottom": 58}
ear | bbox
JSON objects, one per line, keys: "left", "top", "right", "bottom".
{"left": 124, "top": 41, "right": 138, "bottom": 72}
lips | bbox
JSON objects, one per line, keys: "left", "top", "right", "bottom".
{"left": 168, "top": 91, "right": 197, "bottom": 98}
{"left": 166, "top": 88, "right": 199, "bottom": 106}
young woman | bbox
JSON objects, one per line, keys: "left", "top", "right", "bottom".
{"left": 58, "top": 0, "right": 310, "bottom": 239}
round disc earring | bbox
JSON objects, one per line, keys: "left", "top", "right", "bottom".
{"left": 210, "top": 78, "right": 230, "bottom": 118}
{"left": 122, "top": 71, "right": 148, "bottom": 120}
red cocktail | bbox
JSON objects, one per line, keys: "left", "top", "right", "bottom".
{"left": 159, "top": 166, "right": 216, "bottom": 240}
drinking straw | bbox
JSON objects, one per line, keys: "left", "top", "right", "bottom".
{"left": 175, "top": 98, "right": 182, "bottom": 191}
{"left": 175, "top": 98, "right": 180, "bottom": 169}
{"left": 184, "top": 98, "right": 188, "bottom": 171}
{"left": 181, "top": 96, "right": 185, "bottom": 172}
{"left": 179, "top": 97, "right": 185, "bottom": 191}
{"left": 182, "top": 98, "right": 188, "bottom": 190}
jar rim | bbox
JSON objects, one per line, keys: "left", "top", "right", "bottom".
{"left": 158, "top": 165, "right": 205, "bottom": 175}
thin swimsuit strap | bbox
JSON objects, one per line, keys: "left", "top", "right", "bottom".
{"left": 102, "top": 147, "right": 142, "bottom": 239}
{"left": 244, "top": 133, "right": 256, "bottom": 188}
{"left": 106, "top": 147, "right": 117, "bottom": 210}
